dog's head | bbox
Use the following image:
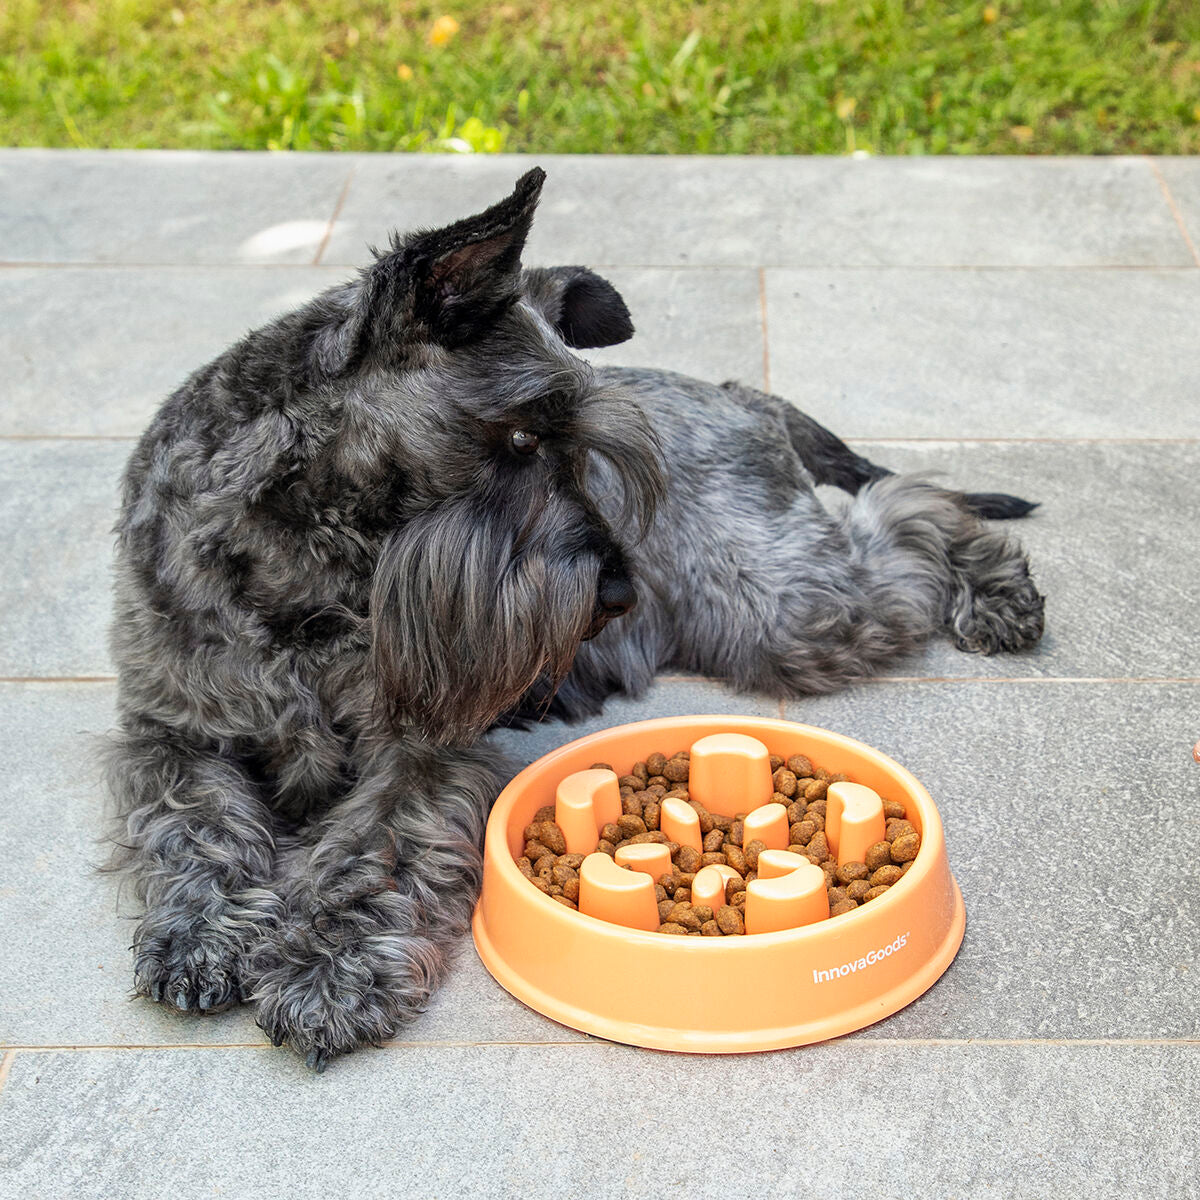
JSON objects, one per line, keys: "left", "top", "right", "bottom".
{"left": 298, "top": 169, "right": 664, "bottom": 744}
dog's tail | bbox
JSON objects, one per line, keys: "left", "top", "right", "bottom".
{"left": 960, "top": 492, "right": 1040, "bottom": 520}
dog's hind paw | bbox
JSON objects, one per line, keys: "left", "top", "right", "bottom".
{"left": 949, "top": 572, "right": 1046, "bottom": 655}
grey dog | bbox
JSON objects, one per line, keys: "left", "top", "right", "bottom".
{"left": 105, "top": 168, "right": 1044, "bottom": 1070}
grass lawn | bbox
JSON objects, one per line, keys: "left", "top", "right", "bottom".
{"left": 3, "top": 1, "right": 1199, "bottom": 154}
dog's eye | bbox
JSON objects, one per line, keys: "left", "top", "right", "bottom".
{"left": 509, "top": 430, "right": 540, "bottom": 456}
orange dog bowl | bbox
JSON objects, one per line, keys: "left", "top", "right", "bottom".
{"left": 472, "top": 715, "right": 965, "bottom": 1052}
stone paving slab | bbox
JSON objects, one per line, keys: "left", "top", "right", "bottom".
{"left": 765, "top": 267, "right": 1200, "bottom": 438}
{"left": 1, "top": 1042, "right": 1193, "bottom": 1199}
{"left": 1153, "top": 158, "right": 1200, "bottom": 262}
{"left": 323, "top": 153, "right": 1192, "bottom": 268}
{"left": 3, "top": 438, "right": 1192, "bottom": 682}
{"left": 0, "top": 150, "right": 351, "bottom": 265}
{"left": 0, "top": 266, "right": 763, "bottom": 438}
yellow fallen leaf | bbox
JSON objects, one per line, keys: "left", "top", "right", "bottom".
{"left": 836, "top": 96, "right": 857, "bottom": 120}
{"left": 346, "top": 26, "right": 360, "bottom": 47}
{"left": 642, "top": 81, "right": 656, "bottom": 97}
{"left": 1010, "top": 124, "right": 1033, "bottom": 143}
{"left": 983, "top": 5, "right": 997, "bottom": 23}
{"left": 429, "top": 15, "right": 460, "bottom": 47}
{"left": 397, "top": 62, "right": 414, "bottom": 81}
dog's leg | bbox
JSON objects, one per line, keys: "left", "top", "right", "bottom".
{"left": 103, "top": 717, "right": 283, "bottom": 1013}
{"left": 672, "top": 475, "right": 1043, "bottom": 695}
{"left": 248, "top": 741, "right": 506, "bottom": 1071}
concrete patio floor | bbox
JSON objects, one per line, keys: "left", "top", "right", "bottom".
{"left": 1, "top": 150, "right": 1197, "bottom": 1198}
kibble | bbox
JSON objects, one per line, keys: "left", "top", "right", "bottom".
{"left": 515, "top": 745, "right": 923, "bottom": 935}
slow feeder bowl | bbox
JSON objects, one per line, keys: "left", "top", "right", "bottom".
{"left": 472, "top": 715, "right": 964, "bottom": 1052}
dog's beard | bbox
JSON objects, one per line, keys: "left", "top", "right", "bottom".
{"left": 370, "top": 495, "right": 599, "bottom": 745}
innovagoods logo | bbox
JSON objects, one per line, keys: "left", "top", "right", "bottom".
{"left": 812, "top": 932, "right": 910, "bottom": 983}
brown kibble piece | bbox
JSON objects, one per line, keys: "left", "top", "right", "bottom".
{"left": 891, "top": 832, "right": 920, "bottom": 863}
{"left": 646, "top": 752, "right": 667, "bottom": 776}
{"left": 883, "top": 800, "right": 907, "bottom": 819}
{"left": 805, "top": 831, "right": 830, "bottom": 862}
{"left": 807, "top": 798, "right": 827, "bottom": 817}
{"left": 647, "top": 775, "right": 669, "bottom": 789}
{"left": 675, "top": 845, "right": 702, "bottom": 874}
{"left": 864, "top": 841, "right": 893, "bottom": 871}
{"left": 813, "top": 767, "right": 830, "bottom": 781}
{"left": 820, "top": 861, "right": 838, "bottom": 887}
{"left": 530, "top": 877, "right": 552, "bottom": 894}
{"left": 863, "top": 885, "right": 891, "bottom": 902}
{"left": 716, "top": 905, "right": 745, "bottom": 935}
{"left": 533, "top": 805, "right": 557, "bottom": 824}
{"left": 643, "top": 801, "right": 661, "bottom": 831}
{"left": 617, "top": 814, "right": 648, "bottom": 838}
{"left": 562, "top": 877, "right": 580, "bottom": 902}
{"left": 628, "top": 830, "right": 669, "bottom": 845}
{"left": 729, "top": 819, "right": 744, "bottom": 847}
{"left": 886, "top": 818, "right": 917, "bottom": 841}
{"left": 730, "top": 891, "right": 746, "bottom": 909}
{"left": 790, "top": 820, "right": 816, "bottom": 846}
{"left": 724, "top": 844, "right": 748, "bottom": 875}
{"left": 552, "top": 894, "right": 577, "bottom": 909}
{"left": 533, "top": 822, "right": 567, "bottom": 854}
{"left": 600, "top": 822, "right": 622, "bottom": 844}
{"left": 589, "top": 762, "right": 612, "bottom": 772}
{"left": 523, "top": 839, "right": 551, "bottom": 862}
{"left": 701, "top": 852, "right": 728, "bottom": 867}
{"left": 662, "top": 757, "right": 690, "bottom": 782}
{"left": 617, "top": 774, "right": 642, "bottom": 790}
{"left": 658, "top": 898, "right": 677, "bottom": 921}
{"left": 711, "top": 813, "right": 733, "bottom": 834}
{"left": 621, "top": 793, "right": 643, "bottom": 816}
{"left": 668, "top": 904, "right": 702, "bottom": 931}
{"left": 827, "top": 886, "right": 849, "bottom": 907}
{"left": 535, "top": 854, "right": 556, "bottom": 879}
{"left": 724, "top": 875, "right": 745, "bottom": 902}
{"left": 673, "top": 887, "right": 691, "bottom": 903}
{"left": 559, "top": 854, "right": 585, "bottom": 870}
{"left": 654, "top": 883, "right": 668, "bottom": 902}
{"left": 830, "top": 898, "right": 858, "bottom": 917}
{"left": 806, "top": 811, "right": 825, "bottom": 832}
{"left": 551, "top": 862, "right": 578, "bottom": 886}
{"left": 769, "top": 755, "right": 784, "bottom": 772}
{"left": 658, "top": 921, "right": 688, "bottom": 935}
{"left": 871, "top": 865, "right": 903, "bottom": 887}
{"left": 772, "top": 768, "right": 798, "bottom": 797}
{"left": 688, "top": 802, "right": 715, "bottom": 835}
{"left": 900, "top": 860, "right": 914, "bottom": 876}
{"left": 786, "top": 754, "right": 813, "bottom": 777}
{"left": 632, "top": 761, "right": 649, "bottom": 784}
{"left": 743, "top": 838, "right": 767, "bottom": 871}
{"left": 516, "top": 856, "right": 534, "bottom": 880}
{"left": 692, "top": 905, "right": 715, "bottom": 924}
{"left": 785, "top": 801, "right": 806, "bottom": 825}
{"left": 703, "top": 828, "right": 726, "bottom": 853}
{"left": 701, "top": 920, "right": 723, "bottom": 936}
{"left": 596, "top": 839, "right": 616, "bottom": 857}
{"left": 847, "top": 879, "right": 871, "bottom": 901}
{"left": 835, "top": 861, "right": 869, "bottom": 885}
{"left": 804, "top": 779, "right": 828, "bottom": 801}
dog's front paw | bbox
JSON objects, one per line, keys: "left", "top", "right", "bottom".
{"left": 250, "top": 919, "right": 418, "bottom": 1071}
{"left": 950, "top": 570, "right": 1046, "bottom": 655}
{"left": 132, "top": 908, "right": 246, "bottom": 1014}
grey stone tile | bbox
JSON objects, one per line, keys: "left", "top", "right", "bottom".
{"left": 0, "top": 440, "right": 125, "bottom": 677}
{"left": 0, "top": 267, "right": 347, "bottom": 437}
{"left": 783, "top": 681, "right": 1200, "bottom": 1039}
{"left": 765, "top": 267, "right": 1200, "bottom": 438}
{"left": 0, "top": 266, "right": 758, "bottom": 438}
{"left": 0, "top": 681, "right": 584, "bottom": 1048}
{"left": 579, "top": 268, "right": 763, "bottom": 389}
{"left": 1, "top": 1042, "right": 1193, "bottom": 1198}
{"left": 847, "top": 440, "right": 1200, "bottom": 680}
{"left": 0, "top": 150, "right": 350, "bottom": 264}
{"left": 325, "top": 153, "right": 1188, "bottom": 267}
{"left": 1153, "top": 157, "right": 1200, "bottom": 262}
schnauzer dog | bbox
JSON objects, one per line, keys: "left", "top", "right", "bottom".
{"left": 105, "top": 168, "right": 1044, "bottom": 1070}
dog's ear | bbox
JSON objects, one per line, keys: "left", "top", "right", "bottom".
{"left": 522, "top": 266, "right": 635, "bottom": 349}
{"left": 314, "top": 168, "right": 546, "bottom": 374}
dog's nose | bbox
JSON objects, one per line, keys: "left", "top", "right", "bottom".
{"left": 598, "top": 574, "right": 637, "bottom": 618}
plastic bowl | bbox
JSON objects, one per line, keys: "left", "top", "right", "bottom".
{"left": 472, "top": 715, "right": 964, "bottom": 1052}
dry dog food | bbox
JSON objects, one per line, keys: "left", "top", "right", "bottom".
{"left": 515, "top": 750, "right": 921, "bottom": 935}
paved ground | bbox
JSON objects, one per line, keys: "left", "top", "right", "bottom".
{"left": 1, "top": 151, "right": 1198, "bottom": 1198}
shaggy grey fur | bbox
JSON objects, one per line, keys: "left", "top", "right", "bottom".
{"left": 105, "top": 168, "right": 1044, "bottom": 1070}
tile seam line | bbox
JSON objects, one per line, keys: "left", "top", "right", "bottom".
{"left": 4, "top": 675, "right": 1200, "bottom": 686}
{"left": 4, "top": 262, "right": 1200, "bottom": 272}
{"left": 0, "top": 1048, "right": 15, "bottom": 1096}
{"left": 1147, "top": 157, "right": 1200, "bottom": 268}
{"left": 5, "top": 435, "right": 1199, "bottom": 446}
{"left": 2, "top": 1038, "right": 1197, "bottom": 1053}
{"left": 313, "top": 164, "right": 356, "bottom": 266}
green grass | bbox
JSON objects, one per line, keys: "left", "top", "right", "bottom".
{"left": 3, "top": 1, "right": 1200, "bottom": 153}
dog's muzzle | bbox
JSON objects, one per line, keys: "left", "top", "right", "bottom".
{"left": 583, "top": 573, "right": 637, "bottom": 640}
